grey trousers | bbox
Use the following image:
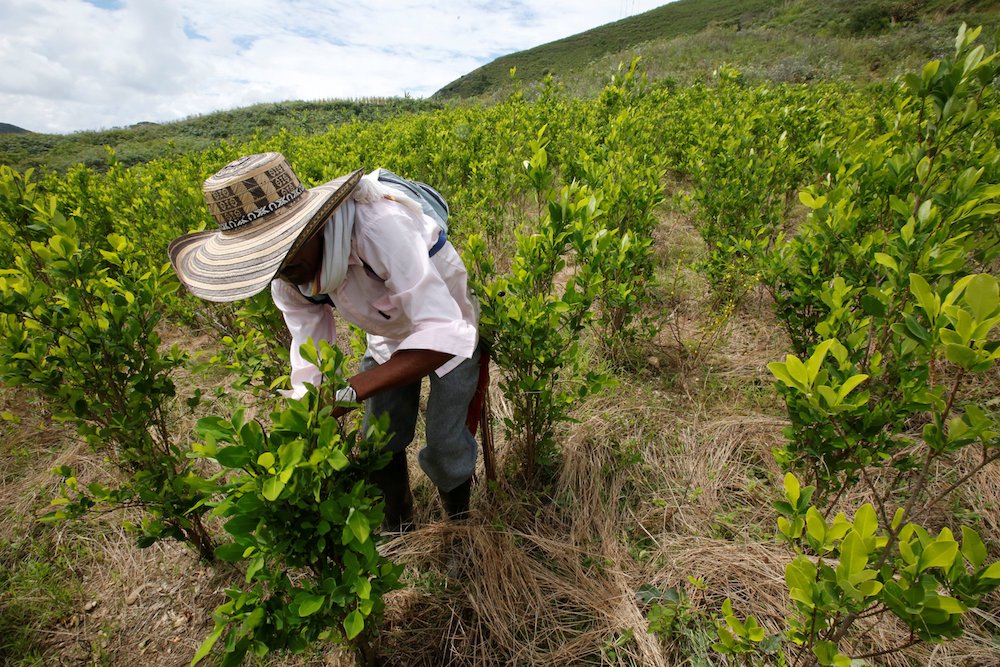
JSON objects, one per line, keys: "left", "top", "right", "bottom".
{"left": 360, "top": 346, "right": 480, "bottom": 492}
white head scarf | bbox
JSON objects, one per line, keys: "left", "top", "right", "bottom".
{"left": 296, "top": 169, "right": 425, "bottom": 297}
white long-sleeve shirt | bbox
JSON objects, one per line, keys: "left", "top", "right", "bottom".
{"left": 271, "top": 195, "right": 479, "bottom": 398}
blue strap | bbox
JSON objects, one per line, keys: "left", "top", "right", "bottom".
{"left": 303, "top": 292, "right": 334, "bottom": 306}
{"left": 428, "top": 228, "right": 447, "bottom": 257}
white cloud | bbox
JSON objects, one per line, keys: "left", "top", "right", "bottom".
{"left": 0, "top": 0, "right": 667, "bottom": 134}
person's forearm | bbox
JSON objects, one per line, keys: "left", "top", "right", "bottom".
{"left": 349, "top": 349, "right": 453, "bottom": 402}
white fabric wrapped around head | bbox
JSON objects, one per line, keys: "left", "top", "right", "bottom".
{"left": 297, "top": 169, "right": 427, "bottom": 299}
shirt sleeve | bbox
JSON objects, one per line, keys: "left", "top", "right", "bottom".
{"left": 355, "top": 202, "right": 478, "bottom": 361}
{"left": 270, "top": 278, "right": 338, "bottom": 399}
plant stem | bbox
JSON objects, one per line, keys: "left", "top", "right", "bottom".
{"left": 851, "top": 635, "right": 920, "bottom": 660}
{"left": 822, "top": 478, "right": 850, "bottom": 521}
{"left": 919, "top": 448, "right": 1000, "bottom": 515}
{"left": 829, "top": 445, "right": 938, "bottom": 646}
{"left": 940, "top": 370, "right": 965, "bottom": 426}
{"left": 859, "top": 467, "right": 890, "bottom": 527}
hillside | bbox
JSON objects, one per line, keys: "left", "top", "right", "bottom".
{"left": 0, "top": 123, "right": 30, "bottom": 135}
{"left": 6, "top": 1, "right": 999, "bottom": 175}
{"left": 435, "top": 0, "right": 1000, "bottom": 99}
{"left": 0, "top": 97, "right": 440, "bottom": 173}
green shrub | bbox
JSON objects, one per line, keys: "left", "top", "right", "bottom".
{"left": 713, "top": 26, "right": 1000, "bottom": 667}
{"left": 0, "top": 166, "right": 216, "bottom": 558}
{"left": 190, "top": 341, "right": 401, "bottom": 667}
{"left": 468, "top": 129, "right": 614, "bottom": 477}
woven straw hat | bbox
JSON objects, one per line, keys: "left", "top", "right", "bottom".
{"left": 168, "top": 152, "right": 362, "bottom": 302}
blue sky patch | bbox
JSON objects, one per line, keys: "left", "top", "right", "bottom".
{"left": 233, "top": 35, "right": 258, "bottom": 51}
{"left": 183, "top": 19, "right": 209, "bottom": 42}
{"left": 82, "top": 0, "right": 124, "bottom": 10}
{"left": 286, "top": 26, "right": 345, "bottom": 46}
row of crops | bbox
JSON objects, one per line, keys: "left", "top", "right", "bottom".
{"left": 0, "top": 26, "right": 997, "bottom": 667}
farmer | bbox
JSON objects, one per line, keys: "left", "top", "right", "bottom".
{"left": 168, "top": 152, "right": 480, "bottom": 530}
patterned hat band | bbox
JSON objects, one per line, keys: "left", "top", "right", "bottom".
{"left": 217, "top": 184, "right": 306, "bottom": 231}
{"left": 204, "top": 153, "right": 308, "bottom": 231}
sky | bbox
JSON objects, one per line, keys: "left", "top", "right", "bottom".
{"left": 0, "top": 0, "right": 667, "bottom": 135}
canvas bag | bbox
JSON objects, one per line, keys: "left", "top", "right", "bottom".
{"left": 375, "top": 168, "right": 449, "bottom": 233}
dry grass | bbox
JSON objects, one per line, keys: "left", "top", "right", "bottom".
{"left": 0, "top": 373, "right": 240, "bottom": 666}
{"left": 380, "top": 523, "right": 665, "bottom": 667}
{"left": 41, "top": 525, "right": 231, "bottom": 666}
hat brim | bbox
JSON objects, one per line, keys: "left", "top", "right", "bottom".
{"left": 169, "top": 169, "right": 363, "bottom": 303}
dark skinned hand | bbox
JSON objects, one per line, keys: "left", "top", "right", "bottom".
{"left": 331, "top": 348, "right": 453, "bottom": 417}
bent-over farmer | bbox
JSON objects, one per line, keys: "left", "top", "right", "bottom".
{"left": 168, "top": 152, "right": 480, "bottom": 530}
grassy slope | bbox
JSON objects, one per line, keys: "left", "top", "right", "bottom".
{"left": 0, "top": 123, "right": 29, "bottom": 135}
{"left": 435, "top": 0, "right": 1000, "bottom": 99}
{"left": 0, "top": 98, "right": 440, "bottom": 173}
{"left": 435, "top": 0, "right": 781, "bottom": 98}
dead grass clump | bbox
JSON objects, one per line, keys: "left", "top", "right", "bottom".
{"left": 372, "top": 388, "right": 687, "bottom": 667}
{"left": 554, "top": 401, "right": 678, "bottom": 548}
{"left": 381, "top": 523, "right": 667, "bottom": 667}
{"left": 638, "top": 415, "right": 785, "bottom": 539}
{"left": 41, "top": 523, "right": 232, "bottom": 666}
{"left": 0, "top": 351, "right": 244, "bottom": 666}
{"left": 0, "top": 387, "right": 73, "bottom": 516}
{"left": 640, "top": 535, "right": 791, "bottom": 636}
{"left": 1, "top": 440, "right": 235, "bottom": 666}
{"left": 654, "top": 282, "right": 788, "bottom": 404}
{"left": 713, "top": 289, "right": 787, "bottom": 377}
{"left": 956, "top": 448, "right": 1000, "bottom": 538}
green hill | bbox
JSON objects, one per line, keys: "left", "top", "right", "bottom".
{"left": 434, "top": 0, "right": 1000, "bottom": 99}
{"left": 0, "top": 123, "right": 30, "bottom": 135}
{"left": 0, "top": 98, "right": 440, "bottom": 173}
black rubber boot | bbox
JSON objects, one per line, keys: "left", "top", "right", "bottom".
{"left": 370, "top": 451, "right": 414, "bottom": 533}
{"left": 438, "top": 478, "right": 472, "bottom": 581}
{"left": 438, "top": 478, "right": 472, "bottom": 521}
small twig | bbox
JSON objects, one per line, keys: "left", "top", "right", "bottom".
{"left": 920, "top": 448, "right": 1000, "bottom": 515}
{"left": 855, "top": 603, "right": 887, "bottom": 621}
{"left": 851, "top": 636, "right": 921, "bottom": 660}
{"left": 859, "top": 467, "right": 890, "bottom": 527}
{"left": 822, "top": 478, "right": 851, "bottom": 521}
{"left": 940, "top": 370, "right": 966, "bottom": 426}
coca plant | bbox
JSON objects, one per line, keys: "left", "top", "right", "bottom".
{"left": 682, "top": 69, "right": 825, "bottom": 311}
{"left": 745, "top": 274, "right": 1000, "bottom": 665}
{"left": 190, "top": 340, "right": 401, "bottom": 667}
{"left": 712, "top": 27, "right": 1000, "bottom": 667}
{"left": 0, "top": 166, "right": 216, "bottom": 559}
{"left": 201, "top": 291, "right": 292, "bottom": 395}
{"left": 569, "top": 96, "right": 666, "bottom": 355}
{"left": 467, "top": 129, "right": 614, "bottom": 478}
{"left": 585, "top": 58, "right": 664, "bottom": 353}
{"left": 716, "top": 470, "right": 1000, "bottom": 667}
{"left": 768, "top": 25, "right": 999, "bottom": 495}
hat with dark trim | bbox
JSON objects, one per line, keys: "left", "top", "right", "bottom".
{"left": 168, "top": 152, "right": 362, "bottom": 302}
